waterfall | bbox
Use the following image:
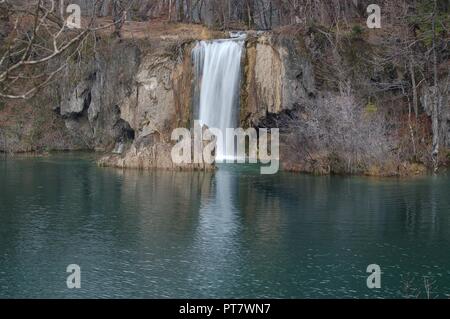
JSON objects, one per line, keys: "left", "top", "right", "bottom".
{"left": 192, "top": 38, "right": 245, "bottom": 162}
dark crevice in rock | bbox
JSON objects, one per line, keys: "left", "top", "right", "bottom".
{"left": 114, "top": 119, "right": 135, "bottom": 143}
{"left": 256, "top": 106, "right": 301, "bottom": 133}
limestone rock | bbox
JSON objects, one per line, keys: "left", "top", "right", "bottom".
{"left": 60, "top": 81, "right": 91, "bottom": 117}
{"left": 241, "top": 34, "right": 316, "bottom": 127}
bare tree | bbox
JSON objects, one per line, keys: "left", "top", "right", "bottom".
{"left": 0, "top": 0, "right": 91, "bottom": 99}
{"left": 283, "top": 92, "right": 394, "bottom": 174}
{"left": 0, "top": 0, "right": 123, "bottom": 100}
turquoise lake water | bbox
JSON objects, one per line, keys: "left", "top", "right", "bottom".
{"left": 0, "top": 153, "right": 449, "bottom": 298}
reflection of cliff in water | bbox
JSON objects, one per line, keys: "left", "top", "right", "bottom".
{"left": 110, "top": 168, "right": 213, "bottom": 244}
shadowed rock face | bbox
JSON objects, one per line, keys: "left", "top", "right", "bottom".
{"left": 55, "top": 43, "right": 141, "bottom": 150}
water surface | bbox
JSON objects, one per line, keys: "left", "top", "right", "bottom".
{"left": 0, "top": 154, "right": 449, "bottom": 298}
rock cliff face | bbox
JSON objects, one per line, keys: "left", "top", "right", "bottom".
{"left": 55, "top": 37, "right": 210, "bottom": 170}
{"left": 1, "top": 22, "right": 447, "bottom": 174}
{"left": 56, "top": 42, "right": 141, "bottom": 150}
{"left": 241, "top": 34, "right": 316, "bottom": 127}
{"left": 96, "top": 41, "right": 211, "bottom": 170}
{"left": 54, "top": 31, "right": 311, "bottom": 171}
{"left": 94, "top": 32, "right": 319, "bottom": 171}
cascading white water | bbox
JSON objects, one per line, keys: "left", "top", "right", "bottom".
{"left": 192, "top": 38, "right": 245, "bottom": 162}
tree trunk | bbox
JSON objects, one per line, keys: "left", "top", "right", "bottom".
{"left": 112, "top": 0, "right": 125, "bottom": 38}
{"left": 431, "top": 0, "right": 440, "bottom": 172}
{"left": 409, "top": 57, "right": 419, "bottom": 118}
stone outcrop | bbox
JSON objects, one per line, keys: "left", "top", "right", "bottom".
{"left": 241, "top": 33, "right": 316, "bottom": 127}
{"left": 97, "top": 42, "right": 212, "bottom": 171}
{"left": 52, "top": 30, "right": 216, "bottom": 170}
{"left": 55, "top": 43, "right": 140, "bottom": 150}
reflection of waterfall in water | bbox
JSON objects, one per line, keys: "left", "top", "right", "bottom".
{"left": 192, "top": 39, "right": 245, "bottom": 162}
{"left": 188, "top": 167, "right": 242, "bottom": 292}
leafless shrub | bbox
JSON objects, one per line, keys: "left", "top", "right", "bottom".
{"left": 401, "top": 274, "right": 438, "bottom": 299}
{"left": 401, "top": 274, "right": 420, "bottom": 299}
{"left": 284, "top": 90, "right": 395, "bottom": 174}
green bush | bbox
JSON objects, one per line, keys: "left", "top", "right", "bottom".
{"left": 408, "top": 0, "right": 449, "bottom": 47}
{"left": 365, "top": 101, "right": 378, "bottom": 114}
{"left": 351, "top": 25, "right": 364, "bottom": 39}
